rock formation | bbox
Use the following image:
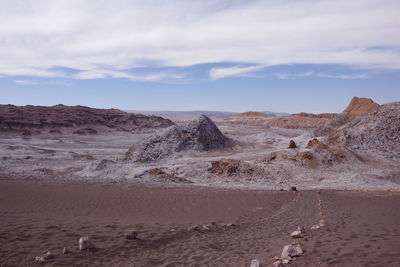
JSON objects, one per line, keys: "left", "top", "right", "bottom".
{"left": 344, "top": 96, "right": 380, "bottom": 120}
{"left": 267, "top": 113, "right": 337, "bottom": 129}
{"left": 124, "top": 115, "right": 232, "bottom": 162}
{"left": 314, "top": 97, "right": 379, "bottom": 136}
{"left": 0, "top": 104, "right": 174, "bottom": 134}
{"left": 329, "top": 102, "right": 400, "bottom": 158}
{"left": 288, "top": 140, "right": 297, "bottom": 149}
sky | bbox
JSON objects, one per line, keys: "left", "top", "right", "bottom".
{"left": 1, "top": 0, "right": 400, "bottom": 113}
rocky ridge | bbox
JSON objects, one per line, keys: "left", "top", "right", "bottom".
{"left": 0, "top": 104, "right": 174, "bottom": 134}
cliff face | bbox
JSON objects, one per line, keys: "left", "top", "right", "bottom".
{"left": 0, "top": 104, "right": 174, "bottom": 133}
{"left": 344, "top": 97, "right": 380, "bottom": 120}
{"left": 314, "top": 97, "right": 380, "bottom": 137}
{"left": 329, "top": 102, "right": 400, "bottom": 158}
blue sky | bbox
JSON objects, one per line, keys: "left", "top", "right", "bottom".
{"left": 1, "top": 0, "right": 400, "bottom": 113}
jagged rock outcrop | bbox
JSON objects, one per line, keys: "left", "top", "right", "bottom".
{"left": 124, "top": 115, "right": 232, "bottom": 162}
{"left": 344, "top": 96, "right": 380, "bottom": 120}
{"left": 0, "top": 104, "right": 174, "bottom": 134}
{"left": 315, "top": 97, "right": 379, "bottom": 136}
{"left": 329, "top": 102, "right": 400, "bottom": 158}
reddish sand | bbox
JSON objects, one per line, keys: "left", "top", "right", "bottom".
{"left": 0, "top": 179, "right": 399, "bottom": 266}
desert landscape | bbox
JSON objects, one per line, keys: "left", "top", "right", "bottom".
{"left": 1, "top": 97, "right": 400, "bottom": 266}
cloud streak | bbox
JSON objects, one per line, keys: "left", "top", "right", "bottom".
{"left": 274, "top": 71, "right": 371, "bottom": 80}
{"left": 0, "top": 0, "right": 399, "bottom": 80}
{"left": 209, "top": 65, "right": 266, "bottom": 79}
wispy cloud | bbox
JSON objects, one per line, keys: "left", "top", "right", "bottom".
{"left": 0, "top": 0, "right": 399, "bottom": 81}
{"left": 72, "top": 69, "right": 183, "bottom": 82}
{"left": 274, "top": 71, "right": 315, "bottom": 79}
{"left": 274, "top": 71, "right": 370, "bottom": 80}
{"left": 209, "top": 65, "right": 265, "bottom": 80}
{"left": 15, "top": 80, "right": 38, "bottom": 85}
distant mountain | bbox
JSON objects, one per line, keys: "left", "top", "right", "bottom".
{"left": 261, "top": 111, "right": 289, "bottom": 116}
{"left": 126, "top": 110, "right": 236, "bottom": 121}
{"left": 126, "top": 110, "right": 288, "bottom": 121}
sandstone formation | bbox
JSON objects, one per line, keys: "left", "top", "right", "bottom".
{"left": 230, "top": 111, "right": 275, "bottom": 118}
{"left": 314, "top": 97, "right": 379, "bottom": 136}
{"left": 124, "top": 115, "right": 231, "bottom": 162}
{"left": 344, "top": 97, "right": 380, "bottom": 120}
{"left": 267, "top": 113, "right": 337, "bottom": 129}
{"left": 0, "top": 104, "right": 174, "bottom": 134}
{"left": 329, "top": 102, "right": 400, "bottom": 158}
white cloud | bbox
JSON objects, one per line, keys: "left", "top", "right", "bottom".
{"left": 0, "top": 0, "right": 399, "bottom": 80}
{"left": 15, "top": 80, "right": 38, "bottom": 85}
{"left": 274, "top": 71, "right": 370, "bottom": 80}
{"left": 209, "top": 65, "right": 265, "bottom": 79}
{"left": 274, "top": 71, "right": 315, "bottom": 79}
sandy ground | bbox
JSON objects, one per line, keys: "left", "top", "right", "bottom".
{"left": 1, "top": 178, "right": 399, "bottom": 266}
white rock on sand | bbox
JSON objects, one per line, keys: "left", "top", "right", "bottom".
{"left": 250, "top": 259, "right": 260, "bottom": 267}
{"left": 79, "top": 237, "right": 95, "bottom": 251}
{"left": 281, "top": 243, "right": 303, "bottom": 258}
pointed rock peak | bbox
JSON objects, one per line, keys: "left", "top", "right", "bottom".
{"left": 343, "top": 97, "right": 380, "bottom": 120}
{"left": 124, "top": 114, "right": 232, "bottom": 162}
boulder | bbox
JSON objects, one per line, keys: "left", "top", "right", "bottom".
{"left": 78, "top": 236, "right": 95, "bottom": 251}
{"left": 124, "top": 231, "right": 138, "bottom": 240}
{"left": 250, "top": 259, "right": 260, "bottom": 267}
{"left": 290, "top": 227, "right": 304, "bottom": 238}
{"left": 281, "top": 243, "right": 303, "bottom": 258}
{"left": 34, "top": 251, "right": 53, "bottom": 262}
{"left": 288, "top": 140, "right": 297, "bottom": 149}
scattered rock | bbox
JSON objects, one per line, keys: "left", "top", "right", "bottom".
{"left": 281, "top": 257, "right": 291, "bottom": 264}
{"left": 34, "top": 251, "right": 53, "bottom": 262}
{"left": 188, "top": 221, "right": 220, "bottom": 232}
{"left": 222, "top": 223, "right": 236, "bottom": 227}
{"left": 290, "top": 186, "right": 297, "bottom": 192}
{"left": 62, "top": 247, "right": 69, "bottom": 254}
{"left": 288, "top": 140, "right": 297, "bottom": 149}
{"left": 311, "top": 219, "right": 326, "bottom": 230}
{"left": 273, "top": 259, "right": 283, "bottom": 267}
{"left": 250, "top": 259, "right": 260, "bottom": 267}
{"left": 135, "top": 168, "right": 192, "bottom": 183}
{"left": 290, "top": 227, "right": 304, "bottom": 238}
{"left": 78, "top": 237, "right": 95, "bottom": 251}
{"left": 124, "top": 231, "right": 138, "bottom": 240}
{"left": 281, "top": 243, "right": 303, "bottom": 259}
